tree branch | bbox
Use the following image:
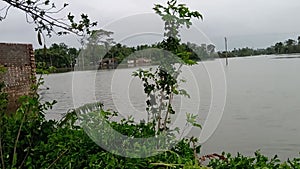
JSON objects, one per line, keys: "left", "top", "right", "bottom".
{"left": 1, "top": 0, "right": 96, "bottom": 37}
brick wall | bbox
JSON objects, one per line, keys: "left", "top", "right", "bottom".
{"left": 0, "top": 43, "right": 36, "bottom": 112}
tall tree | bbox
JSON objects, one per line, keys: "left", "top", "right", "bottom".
{"left": 82, "top": 29, "right": 114, "bottom": 66}
{"left": 274, "top": 42, "right": 284, "bottom": 54}
{"left": 285, "top": 39, "right": 296, "bottom": 53}
{"left": 285, "top": 39, "right": 296, "bottom": 46}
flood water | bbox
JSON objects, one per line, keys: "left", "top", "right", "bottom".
{"left": 40, "top": 54, "right": 300, "bottom": 160}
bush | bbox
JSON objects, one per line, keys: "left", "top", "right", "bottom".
{"left": 0, "top": 95, "right": 205, "bottom": 168}
{"left": 208, "top": 151, "right": 300, "bottom": 169}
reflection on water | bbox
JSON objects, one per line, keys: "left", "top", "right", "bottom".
{"left": 40, "top": 54, "right": 300, "bottom": 160}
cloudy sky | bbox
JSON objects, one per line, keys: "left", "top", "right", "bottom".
{"left": 1, "top": 0, "right": 300, "bottom": 50}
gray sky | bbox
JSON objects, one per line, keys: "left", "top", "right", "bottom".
{"left": 1, "top": 0, "right": 300, "bottom": 50}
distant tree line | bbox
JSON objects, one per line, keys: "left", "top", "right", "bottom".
{"left": 218, "top": 36, "right": 300, "bottom": 58}
{"left": 35, "top": 40, "right": 217, "bottom": 71}
{"left": 36, "top": 35, "right": 300, "bottom": 70}
{"left": 102, "top": 42, "right": 217, "bottom": 65}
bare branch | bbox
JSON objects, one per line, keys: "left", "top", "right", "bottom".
{"left": 25, "top": 13, "right": 34, "bottom": 23}
{"left": 3, "top": 0, "right": 74, "bottom": 33}
{"left": 0, "top": 4, "right": 11, "bottom": 21}
{"left": 1, "top": 0, "right": 97, "bottom": 37}
{"left": 0, "top": 5, "right": 7, "bottom": 11}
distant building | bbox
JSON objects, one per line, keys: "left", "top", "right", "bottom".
{"left": 127, "top": 58, "right": 152, "bottom": 67}
{"left": 98, "top": 58, "right": 118, "bottom": 69}
{"left": 127, "top": 60, "right": 134, "bottom": 64}
{"left": 136, "top": 58, "right": 151, "bottom": 64}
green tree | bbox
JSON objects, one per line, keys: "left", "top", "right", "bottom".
{"left": 81, "top": 29, "right": 114, "bottom": 66}
{"left": 285, "top": 39, "right": 296, "bottom": 46}
{"left": 285, "top": 39, "right": 296, "bottom": 53}
{"left": 274, "top": 42, "right": 284, "bottom": 54}
{"left": 133, "top": 0, "right": 202, "bottom": 133}
{"left": 107, "top": 43, "right": 135, "bottom": 63}
{"left": 35, "top": 43, "right": 79, "bottom": 69}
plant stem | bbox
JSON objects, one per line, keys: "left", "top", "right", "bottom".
{"left": 191, "top": 139, "right": 199, "bottom": 164}
{"left": 46, "top": 149, "right": 68, "bottom": 169}
{"left": 0, "top": 137, "right": 5, "bottom": 169}
{"left": 12, "top": 106, "right": 29, "bottom": 167}
{"left": 163, "top": 63, "right": 182, "bottom": 131}
{"left": 157, "top": 90, "right": 163, "bottom": 131}
{"left": 163, "top": 93, "right": 173, "bottom": 130}
{"left": 18, "top": 147, "right": 30, "bottom": 169}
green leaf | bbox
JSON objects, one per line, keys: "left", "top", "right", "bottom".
{"left": 192, "top": 123, "right": 202, "bottom": 129}
{"left": 37, "top": 31, "right": 43, "bottom": 46}
{"left": 44, "top": 0, "right": 50, "bottom": 5}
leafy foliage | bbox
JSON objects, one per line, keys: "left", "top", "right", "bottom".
{"left": 208, "top": 151, "right": 300, "bottom": 169}
{"left": 132, "top": 0, "right": 202, "bottom": 137}
{"left": 0, "top": 75, "right": 57, "bottom": 168}
{"left": 153, "top": 0, "right": 202, "bottom": 39}
{"left": 0, "top": 66, "right": 6, "bottom": 74}
{"left": 0, "top": 95, "right": 207, "bottom": 168}
{"left": 35, "top": 43, "right": 79, "bottom": 71}
{"left": 2, "top": 95, "right": 300, "bottom": 169}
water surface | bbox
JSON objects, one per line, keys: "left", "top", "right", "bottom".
{"left": 40, "top": 54, "right": 300, "bottom": 160}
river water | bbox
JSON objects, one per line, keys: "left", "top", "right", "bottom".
{"left": 40, "top": 54, "right": 300, "bottom": 160}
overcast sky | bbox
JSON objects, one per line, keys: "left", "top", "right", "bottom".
{"left": 1, "top": 0, "right": 300, "bottom": 50}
